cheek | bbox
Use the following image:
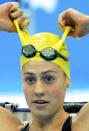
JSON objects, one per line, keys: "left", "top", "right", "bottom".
{"left": 22, "top": 82, "right": 33, "bottom": 104}
{"left": 48, "top": 83, "right": 65, "bottom": 105}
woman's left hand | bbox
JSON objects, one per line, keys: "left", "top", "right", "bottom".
{"left": 58, "top": 8, "right": 89, "bottom": 38}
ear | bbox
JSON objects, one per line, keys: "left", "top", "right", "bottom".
{"left": 65, "top": 77, "right": 70, "bottom": 88}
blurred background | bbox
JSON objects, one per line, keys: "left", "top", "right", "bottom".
{"left": 0, "top": 0, "right": 89, "bottom": 108}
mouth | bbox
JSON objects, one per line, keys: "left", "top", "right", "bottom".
{"left": 33, "top": 100, "right": 49, "bottom": 104}
{"left": 32, "top": 100, "right": 49, "bottom": 108}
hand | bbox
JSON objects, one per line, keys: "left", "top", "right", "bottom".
{"left": 58, "top": 8, "right": 89, "bottom": 38}
{"left": 0, "top": 2, "right": 30, "bottom": 32}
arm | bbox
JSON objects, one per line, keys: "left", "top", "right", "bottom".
{"left": 72, "top": 103, "right": 89, "bottom": 131}
{"left": 0, "top": 106, "right": 23, "bottom": 131}
{"left": 58, "top": 8, "right": 89, "bottom": 130}
{"left": 0, "top": 2, "right": 29, "bottom": 131}
{"left": 0, "top": 2, "right": 30, "bottom": 32}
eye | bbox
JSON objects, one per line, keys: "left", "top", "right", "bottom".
{"left": 24, "top": 77, "right": 36, "bottom": 85}
{"left": 44, "top": 75, "right": 55, "bottom": 84}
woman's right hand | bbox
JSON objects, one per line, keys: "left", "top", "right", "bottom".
{"left": 0, "top": 2, "right": 30, "bottom": 32}
{"left": 58, "top": 8, "right": 89, "bottom": 38}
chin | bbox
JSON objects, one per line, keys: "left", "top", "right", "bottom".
{"left": 31, "top": 109, "right": 57, "bottom": 120}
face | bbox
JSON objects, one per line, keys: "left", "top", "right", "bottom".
{"left": 22, "top": 61, "right": 68, "bottom": 119}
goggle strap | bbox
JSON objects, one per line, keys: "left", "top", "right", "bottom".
{"left": 58, "top": 52, "right": 69, "bottom": 61}
{"left": 14, "top": 19, "right": 31, "bottom": 46}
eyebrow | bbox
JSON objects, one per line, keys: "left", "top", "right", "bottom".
{"left": 24, "top": 70, "right": 57, "bottom": 76}
{"left": 41, "top": 70, "right": 57, "bottom": 75}
{"left": 24, "top": 72, "right": 35, "bottom": 76}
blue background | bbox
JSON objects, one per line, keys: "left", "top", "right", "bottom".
{"left": 0, "top": 0, "right": 89, "bottom": 102}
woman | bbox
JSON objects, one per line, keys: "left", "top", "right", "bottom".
{"left": 16, "top": 9, "right": 89, "bottom": 131}
{"left": 0, "top": 3, "right": 89, "bottom": 130}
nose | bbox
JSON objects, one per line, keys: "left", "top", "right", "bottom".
{"left": 34, "top": 79, "right": 45, "bottom": 97}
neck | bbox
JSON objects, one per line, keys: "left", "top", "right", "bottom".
{"left": 30, "top": 108, "right": 69, "bottom": 131}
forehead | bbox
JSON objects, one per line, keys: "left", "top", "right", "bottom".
{"left": 22, "top": 61, "right": 63, "bottom": 74}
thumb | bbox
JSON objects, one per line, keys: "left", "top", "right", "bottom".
{"left": 3, "top": 2, "right": 19, "bottom": 13}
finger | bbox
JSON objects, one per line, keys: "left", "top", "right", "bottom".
{"left": 10, "top": 9, "right": 24, "bottom": 19}
{"left": 58, "top": 22, "right": 77, "bottom": 38}
{"left": 2, "top": 2, "right": 13, "bottom": 12}
{"left": 1, "top": 2, "right": 17, "bottom": 13}
{"left": 58, "top": 22, "right": 65, "bottom": 33}
{"left": 17, "top": 15, "right": 27, "bottom": 25}
{"left": 58, "top": 9, "right": 76, "bottom": 28}
{"left": 20, "top": 19, "right": 30, "bottom": 28}
{"left": 58, "top": 9, "right": 72, "bottom": 27}
{"left": 64, "top": 13, "right": 75, "bottom": 28}
{"left": 58, "top": 13, "right": 66, "bottom": 27}
{"left": 10, "top": 2, "right": 19, "bottom": 12}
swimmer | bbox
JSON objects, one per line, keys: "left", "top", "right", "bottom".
{"left": 0, "top": 2, "right": 29, "bottom": 131}
{"left": 19, "top": 9, "right": 89, "bottom": 131}
{"left": 0, "top": 3, "right": 89, "bottom": 130}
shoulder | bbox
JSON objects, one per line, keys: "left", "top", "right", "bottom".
{"left": 72, "top": 102, "right": 89, "bottom": 131}
{"left": 0, "top": 106, "right": 23, "bottom": 131}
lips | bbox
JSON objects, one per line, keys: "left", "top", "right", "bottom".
{"left": 33, "top": 100, "right": 49, "bottom": 104}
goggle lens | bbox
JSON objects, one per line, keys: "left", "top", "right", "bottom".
{"left": 41, "top": 47, "right": 58, "bottom": 60}
{"left": 22, "top": 45, "right": 36, "bottom": 57}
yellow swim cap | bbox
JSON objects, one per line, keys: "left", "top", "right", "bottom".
{"left": 14, "top": 20, "right": 71, "bottom": 81}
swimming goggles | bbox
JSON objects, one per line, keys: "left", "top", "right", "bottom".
{"left": 21, "top": 45, "right": 69, "bottom": 61}
{"left": 13, "top": 20, "right": 72, "bottom": 61}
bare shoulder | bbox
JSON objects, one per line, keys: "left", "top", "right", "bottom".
{"left": 0, "top": 106, "right": 23, "bottom": 131}
{"left": 72, "top": 102, "right": 89, "bottom": 131}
